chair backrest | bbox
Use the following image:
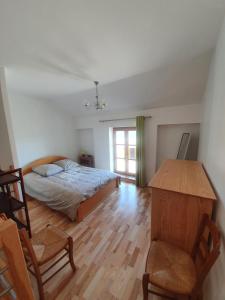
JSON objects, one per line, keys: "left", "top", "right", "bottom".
{"left": 19, "top": 228, "right": 40, "bottom": 272}
{"left": 192, "top": 214, "right": 220, "bottom": 289}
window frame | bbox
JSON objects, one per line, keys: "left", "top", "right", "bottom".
{"left": 113, "top": 127, "right": 136, "bottom": 176}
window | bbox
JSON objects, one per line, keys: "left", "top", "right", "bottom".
{"left": 113, "top": 127, "right": 136, "bottom": 176}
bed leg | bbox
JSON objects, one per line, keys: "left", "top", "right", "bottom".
{"left": 116, "top": 177, "right": 121, "bottom": 187}
{"left": 76, "top": 211, "right": 83, "bottom": 223}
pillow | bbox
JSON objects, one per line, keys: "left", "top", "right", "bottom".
{"left": 54, "top": 159, "right": 79, "bottom": 171}
{"left": 32, "top": 164, "right": 63, "bottom": 177}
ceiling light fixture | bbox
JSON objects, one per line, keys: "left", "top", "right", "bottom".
{"left": 84, "top": 81, "right": 106, "bottom": 111}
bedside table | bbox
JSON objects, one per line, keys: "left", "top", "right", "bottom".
{"left": 79, "top": 154, "right": 95, "bottom": 167}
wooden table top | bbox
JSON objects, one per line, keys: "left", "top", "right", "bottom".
{"left": 149, "top": 159, "right": 216, "bottom": 200}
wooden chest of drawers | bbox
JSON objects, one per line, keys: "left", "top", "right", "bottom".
{"left": 79, "top": 154, "right": 94, "bottom": 167}
{"left": 148, "top": 159, "right": 216, "bottom": 253}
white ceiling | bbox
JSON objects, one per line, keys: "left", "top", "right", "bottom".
{"left": 49, "top": 51, "right": 212, "bottom": 115}
{"left": 1, "top": 0, "right": 225, "bottom": 114}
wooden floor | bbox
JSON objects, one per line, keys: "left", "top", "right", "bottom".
{"left": 28, "top": 183, "right": 160, "bottom": 300}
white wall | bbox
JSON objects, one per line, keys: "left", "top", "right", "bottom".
{"left": 157, "top": 123, "right": 200, "bottom": 169}
{"left": 198, "top": 16, "right": 225, "bottom": 300}
{"left": 0, "top": 68, "right": 18, "bottom": 169}
{"left": 77, "top": 129, "right": 94, "bottom": 156}
{"left": 7, "top": 93, "right": 78, "bottom": 167}
{"left": 0, "top": 84, "right": 13, "bottom": 169}
{"left": 75, "top": 103, "right": 201, "bottom": 182}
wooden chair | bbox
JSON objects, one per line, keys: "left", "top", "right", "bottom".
{"left": 142, "top": 214, "right": 220, "bottom": 300}
{"left": 19, "top": 225, "right": 76, "bottom": 300}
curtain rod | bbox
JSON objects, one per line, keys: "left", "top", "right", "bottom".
{"left": 99, "top": 116, "right": 152, "bottom": 123}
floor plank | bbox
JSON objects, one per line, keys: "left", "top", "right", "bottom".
{"left": 28, "top": 183, "right": 162, "bottom": 300}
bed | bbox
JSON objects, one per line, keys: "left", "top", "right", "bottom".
{"left": 22, "top": 156, "right": 120, "bottom": 222}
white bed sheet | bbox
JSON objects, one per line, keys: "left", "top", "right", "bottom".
{"left": 24, "top": 165, "right": 117, "bottom": 221}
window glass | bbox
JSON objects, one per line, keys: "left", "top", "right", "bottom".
{"left": 128, "top": 131, "right": 136, "bottom": 145}
{"left": 116, "top": 159, "right": 125, "bottom": 172}
{"left": 116, "top": 145, "right": 125, "bottom": 158}
{"left": 128, "top": 160, "right": 136, "bottom": 174}
{"left": 116, "top": 131, "right": 125, "bottom": 144}
{"left": 128, "top": 146, "right": 136, "bottom": 159}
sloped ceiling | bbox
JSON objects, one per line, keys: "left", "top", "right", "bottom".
{"left": 45, "top": 51, "right": 212, "bottom": 115}
{"left": 1, "top": 0, "right": 225, "bottom": 115}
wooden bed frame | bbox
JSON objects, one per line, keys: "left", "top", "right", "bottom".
{"left": 22, "top": 156, "right": 120, "bottom": 222}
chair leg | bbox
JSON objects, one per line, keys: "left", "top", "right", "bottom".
{"left": 34, "top": 270, "right": 45, "bottom": 300}
{"left": 37, "top": 279, "right": 45, "bottom": 300}
{"left": 189, "top": 288, "right": 203, "bottom": 300}
{"left": 189, "top": 294, "right": 201, "bottom": 300}
{"left": 142, "top": 273, "right": 149, "bottom": 300}
{"left": 68, "top": 236, "right": 76, "bottom": 272}
{"left": 196, "top": 289, "right": 203, "bottom": 300}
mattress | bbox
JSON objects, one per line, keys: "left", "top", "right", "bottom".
{"left": 24, "top": 165, "right": 117, "bottom": 221}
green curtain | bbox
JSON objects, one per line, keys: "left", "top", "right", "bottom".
{"left": 136, "top": 116, "right": 145, "bottom": 187}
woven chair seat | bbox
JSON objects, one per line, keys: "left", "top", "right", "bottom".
{"left": 31, "top": 225, "right": 69, "bottom": 265}
{"left": 146, "top": 240, "right": 197, "bottom": 295}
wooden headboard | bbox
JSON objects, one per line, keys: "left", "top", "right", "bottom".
{"left": 22, "top": 155, "right": 67, "bottom": 175}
